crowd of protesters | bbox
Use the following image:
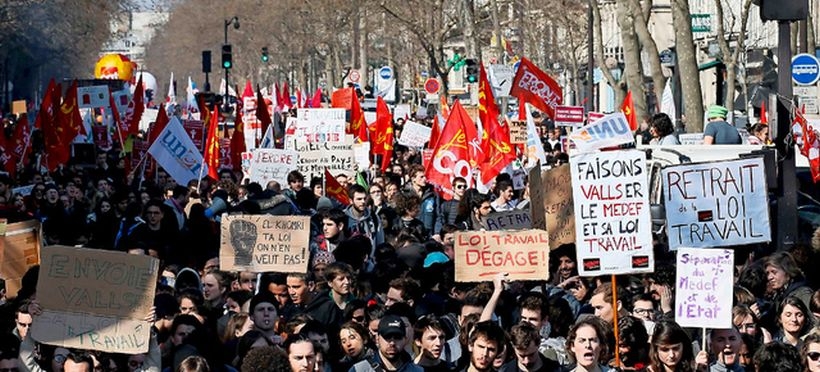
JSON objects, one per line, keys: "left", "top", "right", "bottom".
{"left": 0, "top": 106, "right": 817, "bottom": 372}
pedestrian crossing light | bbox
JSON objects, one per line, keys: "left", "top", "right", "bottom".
{"left": 261, "top": 47, "right": 269, "bottom": 63}
{"left": 222, "top": 44, "right": 233, "bottom": 69}
{"left": 465, "top": 59, "right": 478, "bottom": 83}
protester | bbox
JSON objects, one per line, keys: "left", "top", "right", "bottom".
{"left": 703, "top": 105, "right": 741, "bottom": 144}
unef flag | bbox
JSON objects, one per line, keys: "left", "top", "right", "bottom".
{"left": 148, "top": 117, "right": 207, "bottom": 186}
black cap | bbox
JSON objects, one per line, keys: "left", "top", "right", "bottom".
{"left": 378, "top": 315, "right": 405, "bottom": 338}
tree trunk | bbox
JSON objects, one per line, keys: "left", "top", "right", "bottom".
{"left": 809, "top": 11, "right": 816, "bottom": 54}
{"left": 715, "top": 0, "right": 753, "bottom": 114}
{"left": 590, "top": 0, "right": 625, "bottom": 106}
{"left": 462, "top": 0, "right": 478, "bottom": 58}
{"left": 628, "top": 0, "right": 664, "bottom": 104}
{"left": 359, "top": 7, "right": 368, "bottom": 91}
{"left": 617, "top": 1, "right": 648, "bottom": 121}
{"left": 671, "top": 0, "right": 704, "bottom": 131}
{"left": 489, "top": 0, "right": 504, "bottom": 61}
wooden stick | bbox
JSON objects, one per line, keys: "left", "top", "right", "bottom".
{"left": 611, "top": 275, "right": 621, "bottom": 368}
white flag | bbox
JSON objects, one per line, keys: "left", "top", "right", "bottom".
{"left": 186, "top": 77, "right": 197, "bottom": 110}
{"left": 660, "top": 78, "right": 676, "bottom": 120}
{"left": 148, "top": 117, "right": 208, "bottom": 186}
{"left": 259, "top": 124, "right": 275, "bottom": 149}
{"left": 219, "top": 79, "right": 238, "bottom": 98}
{"left": 525, "top": 104, "right": 547, "bottom": 166}
{"left": 167, "top": 72, "right": 176, "bottom": 105}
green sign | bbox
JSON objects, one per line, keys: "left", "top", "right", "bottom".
{"left": 691, "top": 13, "right": 711, "bottom": 33}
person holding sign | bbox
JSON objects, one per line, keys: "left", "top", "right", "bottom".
{"left": 694, "top": 328, "right": 744, "bottom": 372}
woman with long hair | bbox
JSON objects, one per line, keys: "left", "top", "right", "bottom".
{"left": 773, "top": 295, "right": 814, "bottom": 348}
{"left": 646, "top": 321, "right": 696, "bottom": 372}
{"left": 801, "top": 333, "right": 820, "bottom": 372}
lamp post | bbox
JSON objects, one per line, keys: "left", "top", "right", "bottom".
{"left": 223, "top": 16, "right": 239, "bottom": 113}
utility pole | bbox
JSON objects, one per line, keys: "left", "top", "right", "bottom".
{"left": 775, "top": 20, "right": 797, "bottom": 249}
{"left": 223, "top": 16, "right": 239, "bottom": 113}
{"left": 586, "top": 3, "right": 594, "bottom": 112}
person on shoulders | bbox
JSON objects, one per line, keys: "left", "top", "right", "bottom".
{"left": 703, "top": 105, "right": 741, "bottom": 145}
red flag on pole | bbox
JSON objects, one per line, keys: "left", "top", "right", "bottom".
{"left": 510, "top": 57, "right": 563, "bottom": 118}
{"left": 350, "top": 89, "right": 368, "bottom": 142}
{"left": 280, "top": 81, "right": 291, "bottom": 110}
{"left": 621, "top": 91, "right": 639, "bottom": 131}
{"left": 369, "top": 97, "right": 394, "bottom": 172}
{"left": 203, "top": 105, "right": 220, "bottom": 180}
{"left": 310, "top": 88, "right": 323, "bottom": 108}
{"left": 478, "top": 64, "right": 516, "bottom": 184}
{"left": 148, "top": 104, "right": 169, "bottom": 145}
{"left": 121, "top": 74, "right": 144, "bottom": 138}
{"left": 34, "top": 79, "right": 57, "bottom": 130}
{"left": 760, "top": 100, "right": 768, "bottom": 124}
{"left": 324, "top": 169, "right": 351, "bottom": 205}
{"left": 58, "top": 80, "right": 84, "bottom": 144}
{"left": 426, "top": 101, "right": 480, "bottom": 198}
{"left": 256, "top": 88, "right": 272, "bottom": 144}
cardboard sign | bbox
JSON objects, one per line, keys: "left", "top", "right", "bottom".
{"left": 289, "top": 136, "right": 356, "bottom": 181}
{"left": 484, "top": 210, "right": 533, "bottom": 231}
{"left": 543, "top": 164, "right": 575, "bottom": 249}
{"left": 662, "top": 157, "right": 770, "bottom": 249}
{"left": 139, "top": 108, "right": 159, "bottom": 133}
{"left": 32, "top": 246, "right": 158, "bottom": 353}
{"left": 352, "top": 142, "right": 371, "bottom": 169}
{"left": 555, "top": 106, "right": 585, "bottom": 128}
{"left": 248, "top": 149, "right": 299, "bottom": 187}
{"left": 455, "top": 230, "right": 550, "bottom": 282}
{"left": 182, "top": 120, "right": 205, "bottom": 152}
{"left": 509, "top": 120, "right": 528, "bottom": 144}
{"left": 293, "top": 108, "right": 346, "bottom": 143}
{"left": 528, "top": 165, "right": 547, "bottom": 230}
{"left": 398, "top": 121, "right": 432, "bottom": 148}
{"left": 0, "top": 220, "right": 41, "bottom": 296}
{"left": 675, "top": 248, "right": 734, "bottom": 329}
{"left": 569, "top": 112, "right": 635, "bottom": 153}
{"left": 12, "top": 100, "right": 27, "bottom": 115}
{"left": 220, "top": 215, "right": 311, "bottom": 273}
{"left": 571, "top": 150, "right": 653, "bottom": 276}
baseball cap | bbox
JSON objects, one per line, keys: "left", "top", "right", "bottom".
{"left": 378, "top": 315, "right": 405, "bottom": 338}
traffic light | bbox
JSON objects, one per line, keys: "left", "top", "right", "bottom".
{"left": 261, "top": 47, "right": 269, "bottom": 63}
{"left": 222, "top": 44, "right": 233, "bottom": 69}
{"left": 202, "top": 50, "right": 212, "bottom": 73}
{"left": 464, "top": 59, "right": 479, "bottom": 83}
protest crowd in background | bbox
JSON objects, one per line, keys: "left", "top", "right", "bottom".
{"left": 0, "top": 58, "right": 819, "bottom": 372}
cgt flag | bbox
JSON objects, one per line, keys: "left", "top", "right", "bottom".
{"left": 478, "top": 64, "right": 515, "bottom": 184}
{"left": 148, "top": 117, "right": 207, "bottom": 186}
{"left": 510, "top": 57, "right": 562, "bottom": 118}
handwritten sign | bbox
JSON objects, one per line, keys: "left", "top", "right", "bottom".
{"left": 398, "top": 121, "right": 432, "bottom": 148}
{"left": 352, "top": 142, "right": 372, "bottom": 169}
{"left": 678, "top": 133, "right": 704, "bottom": 145}
{"left": 675, "top": 248, "right": 734, "bottom": 329}
{"left": 220, "top": 215, "right": 310, "bottom": 273}
{"left": 0, "top": 220, "right": 41, "bottom": 296}
{"left": 293, "top": 108, "right": 347, "bottom": 143}
{"left": 528, "top": 165, "right": 546, "bottom": 230}
{"left": 455, "top": 230, "right": 550, "bottom": 282}
{"left": 182, "top": 120, "right": 205, "bottom": 152}
{"left": 544, "top": 164, "right": 575, "bottom": 249}
{"left": 249, "top": 149, "right": 299, "bottom": 187}
{"left": 288, "top": 136, "right": 356, "bottom": 181}
{"left": 32, "top": 246, "right": 158, "bottom": 353}
{"left": 509, "top": 120, "right": 528, "bottom": 144}
{"left": 484, "top": 210, "right": 533, "bottom": 231}
{"left": 571, "top": 150, "right": 653, "bottom": 276}
{"left": 662, "top": 158, "right": 770, "bottom": 249}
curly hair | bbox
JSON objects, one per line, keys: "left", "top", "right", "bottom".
{"left": 649, "top": 113, "right": 675, "bottom": 137}
{"left": 240, "top": 346, "right": 290, "bottom": 372}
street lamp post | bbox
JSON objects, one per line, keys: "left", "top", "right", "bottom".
{"left": 223, "top": 16, "right": 239, "bottom": 113}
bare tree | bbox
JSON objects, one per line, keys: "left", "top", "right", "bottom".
{"left": 714, "top": 0, "right": 753, "bottom": 113}
{"left": 617, "top": 0, "right": 647, "bottom": 121}
{"left": 628, "top": 0, "right": 665, "bottom": 102}
{"left": 590, "top": 0, "right": 626, "bottom": 107}
{"left": 671, "top": 0, "right": 704, "bottom": 131}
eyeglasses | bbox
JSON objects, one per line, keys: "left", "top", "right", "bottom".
{"left": 352, "top": 315, "right": 365, "bottom": 322}
{"left": 809, "top": 352, "right": 820, "bottom": 361}
{"left": 54, "top": 354, "right": 67, "bottom": 364}
{"left": 454, "top": 184, "right": 467, "bottom": 190}
{"left": 633, "top": 308, "right": 653, "bottom": 316}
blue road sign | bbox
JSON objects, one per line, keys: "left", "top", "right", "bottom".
{"left": 379, "top": 66, "right": 393, "bottom": 80}
{"left": 792, "top": 53, "right": 820, "bottom": 86}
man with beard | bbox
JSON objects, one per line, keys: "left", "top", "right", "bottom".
{"left": 345, "top": 185, "right": 384, "bottom": 249}
{"left": 413, "top": 316, "right": 455, "bottom": 371}
{"left": 352, "top": 314, "right": 422, "bottom": 372}
{"left": 462, "top": 321, "right": 506, "bottom": 372}
{"left": 499, "top": 322, "right": 562, "bottom": 372}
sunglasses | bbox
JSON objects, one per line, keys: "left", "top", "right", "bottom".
{"left": 809, "top": 352, "right": 820, "bottom": 361}
{"left": 454, "top": 184, "right": 467, "bottom": 190}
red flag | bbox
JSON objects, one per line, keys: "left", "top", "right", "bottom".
{"left": 426, "top": 101, "right": 479, "bottom": 198}
{"left": 121, "top": 74, "right": 144, "bottom": 138}
{"left": 197, "top": 94, "right": 211, "bottom": 132}
{"left": 58, "top": 80, "right": 84, "bottom": 144}
{"left": 310, "top": 88, "right": 323, "bottom": 108}
{"left": 325, "top": 169, "right": 351, "bottom": 205}
{"left": 429, "top": 115, "right": 441, "bottom": 150}
{"left": 369, "top": 97, "right": 394, "bottom": 172}
{"left": 204, "top": 105, "right": 220, "bottom": 180}
{"left": 43, "top": 82, "right": 69, "bottom": 171}
{"left": 621, "top": 91, "right": 639, "bottom": 131}
{"left": 510, "top": 57, "right": 563, "bottom": 118}
{"left": 149, "top": 104, "right": 169, "bottom": 145}
{"left": 350, "top": 89, "right": 368, "bottom": 142}
{"left": 296, "top": 89, "right": 303, "bottom": 109}
{"left": 439, "top": 94, "right": 450, "bottom": 119}
{"left": 478, "top": 64, "right": 515, "bottom": 184}
{"left": 256, "top": 88, "right": 272, "bottom": 145}
{"left": 760, "top": 100, "right": 768, "bottom": 124}
{"left": 34, "top": 79, "right": 57, "bottom": 130}
{"left": 331, "top": 88, "right": 354, "bottom": 109}
{"left": 231, "top": 108, "right": 246, "bottom": 176}
{"left": 280, "top": 81, "right": 291, "bottom": 110}
{"left": 10, "top": 114, "right": 31, "bottom": 173}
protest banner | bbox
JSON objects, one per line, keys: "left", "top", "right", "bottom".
{"left": 398, "top": 121, "right": 432, "bottom": 148}
{"left": 588, "top": 112, "right": 605, "bottom": 124}
{"left": 509, "top": 120, "right": 528, "bottom": 144}
{"left": 148, "top": 117, "right": 207, "bottom": 186}
{"left": 220, "top": 215, "right": 310, "bottom": 273}
{"left": 528, "top": 165, "right": 547, "bottom": 230}
{"left": 662, "top": 157, "right": 770, "bottom": 249}
{"left": 12, "top": 100, "right": 26, "bottom": 115}
{"left": 675, "top": 248, "right": 734, "bottom": 329}
{"left": 292, "top": 108, "right": 346, "bottom": 143}
{"left": 182, "top": 119, "right": 205, "bottom": 152}
{"left": 394, "top": 104, "right": 411, "bottom": 120}
{"left": 289, "top": 136, "right": 356, "bottom": 181}
{"left": 0, "top": 220, "right": 41, "bottom": 296}
{"left": 248, "top": 149, "right": 299, "bottom": 187}
{"left": 455, "top": 230, "right": 550, "bottom": 282}
{"left": 571, "top": 150, "right": 653, "bottom": 276}
{"left": 544, "top": 164, "right": 575, "bottom": 249}
{"left": 489, "top": 64, "right": 515, "bottom": 97}
{"left": 242, "top": 95, "right": 259, "bottom": 150}
{"left": 555, "top": 106, "right": 585, "bottom": 128}
{"left": 352, "top": 142, "right": 371, "bottom": 169}
{"left": 484, "top": 209, "right": 533, "bottom": 231}
{"left": 569, "top": 112, "right": 635, "bottom": 153}
{"left": 31, "top": 246, "right": 158, "bottom": 353}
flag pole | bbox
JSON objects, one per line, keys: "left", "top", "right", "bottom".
{"left": 611, "top": 275, "right": 621, "bottom": 368}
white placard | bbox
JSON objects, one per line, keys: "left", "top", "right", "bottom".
{"left": 571, "top": 150, "right": 653, "bottom": 276}
{"left": 289, "top": 136, "right": 356, "bottom": 181}
{"left": 294, "top": 108, "right": 346, "bottom": 143}
{"left": 77, "top": 86, "right": 111, "bottom": 109}
{"left": 489, "top": 64, "right": 515, "bottom": 98}
{"left": 398, "top": 121, "right": 432, "bottom": 148}
{"left": 139, "top": 108, "right": 159, "bottom": 133}
{"left": 678, "top": 133, "right": 704, "bottom": 145}
{"left": 249, "top": 149, "right": 299, "bottom": 187}
{"left": 662, "top": 157, "right": 770, "bottom": 249}
{"left": 352, "top": 142, "right": 372, "bottom": 169}
{"left": 675, "top": 248, "right": 734, "bottom": 329}
{"left": 394, "top": 104, "right": 411, "bottom": 120}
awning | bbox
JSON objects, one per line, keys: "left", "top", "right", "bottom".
{"left": 698, "top": 60, "right": 723, "bottom": 70}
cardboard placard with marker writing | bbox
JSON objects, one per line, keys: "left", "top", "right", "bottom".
{"left": 454, "top": 230, "right": 550, "bottom": 282}
{"left": 32, "top": 246, "right": 159, "bottom": 354}
{"left": 543, "top": 164, "right": 574, "bottom": 249}
{"left": 0, "top": 220, "right": 41, "bottom": 296}
{"left": 220, "top": 214, "right": 311, "bottom": 273}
